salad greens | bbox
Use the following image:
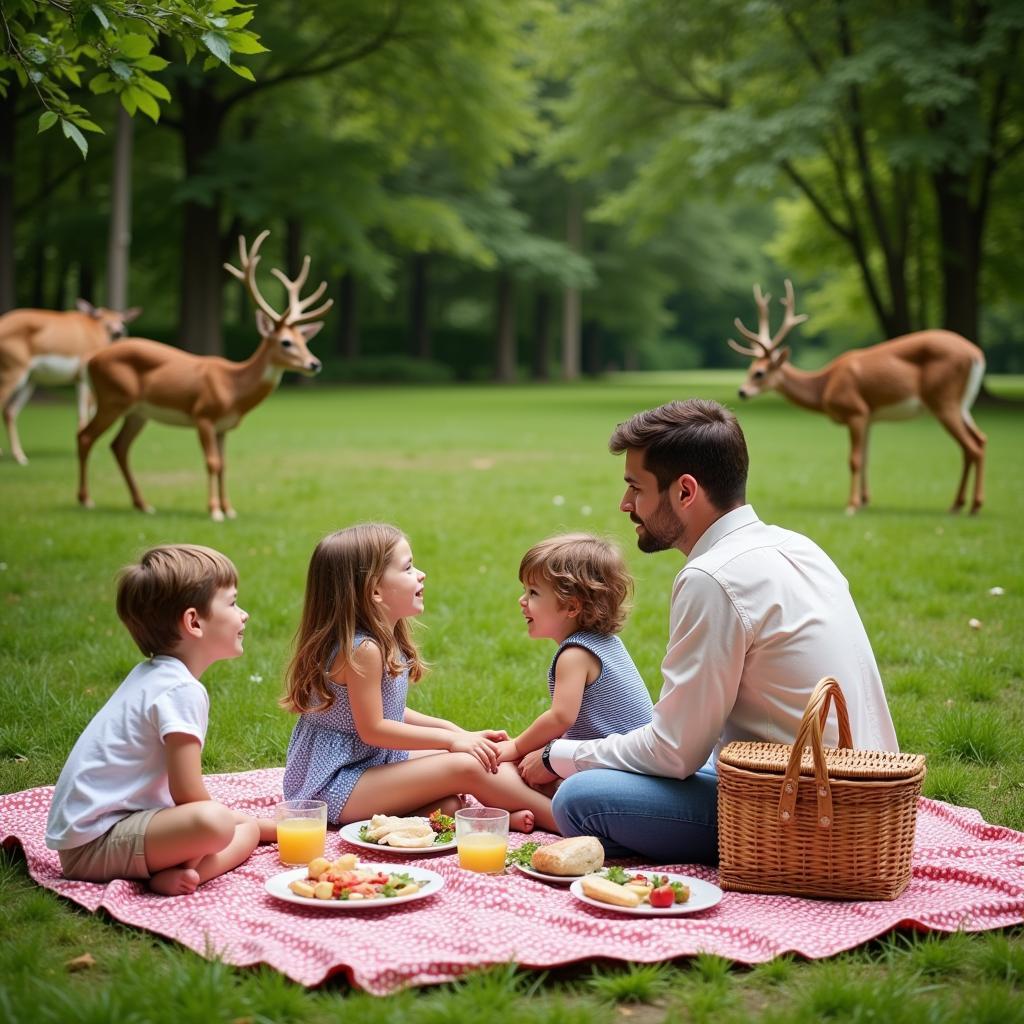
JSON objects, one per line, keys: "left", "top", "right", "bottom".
{"left": 505, "top": 840, "right": 541, "bottom": 867}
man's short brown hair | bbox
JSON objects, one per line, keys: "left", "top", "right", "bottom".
{"left": 116, "top": 544, "right": 238, "bottom": 657}
{"left": 519, "top": 533, "right": 633, "bottom": 634}
{"left": 609, "top": 398, "right": 748, "bottom": 509}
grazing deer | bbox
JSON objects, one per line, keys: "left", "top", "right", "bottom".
{"left": 0, "top": 300, "right": 141, "bottom": 464}
{"left": 77, "top": 231, "right": 331, "bottom": 520}
{"left": 728, "top": 281, "right": 986, "bottom": 514}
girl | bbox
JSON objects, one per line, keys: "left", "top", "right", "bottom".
{"left": 281, "top": 524, "right": 555, "bottom": 832}
{"left": 498, "top": 533, "right": 654, "bottom": 769}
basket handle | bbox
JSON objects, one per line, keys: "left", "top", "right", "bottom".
{"left": 777, "top": 676, "right": 853, "bottom": 830}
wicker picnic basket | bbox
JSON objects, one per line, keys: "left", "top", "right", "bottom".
{"left": 717, "top": 676, "right": 926, "bottom": 901}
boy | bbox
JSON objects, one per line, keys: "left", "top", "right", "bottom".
{"left": 45, "top": 544, "right": 275, "bottom": 896}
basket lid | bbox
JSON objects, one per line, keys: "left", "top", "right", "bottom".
{"left": 719, "top": 740, "right": 926, "bottom": 780}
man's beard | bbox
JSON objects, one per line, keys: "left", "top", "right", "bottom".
{"left": 631, "top": 493, "right": 684, "bottom": 553}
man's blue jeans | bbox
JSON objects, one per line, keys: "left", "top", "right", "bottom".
{"left": 551, "top": 762, "right": 719, "bottom": 864}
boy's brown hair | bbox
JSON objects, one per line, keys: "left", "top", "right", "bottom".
{"left": 519, "top": 533, "right": 633, "bottom": 635}
{"left": 116, "top": 544, "right": 238, "bottom": 657}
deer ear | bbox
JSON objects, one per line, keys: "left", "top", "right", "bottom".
{"left": 255, "top": 309, "right": 276, "bottom": 337}
{"left": 76, "top": 298, "right": 97, "bottom": 316}
{"left": 772, "top": 346, "right": 790, "bottom": 365}
{"left": 122, "top": 307, "right": 142, "bottom": 323}
{"left": 298, "top": 321, "right": 324, "bottom": 342}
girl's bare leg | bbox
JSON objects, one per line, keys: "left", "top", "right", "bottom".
{"left": 145, "top": 801, "right": 260, "bottom": 895}
{"left": 343, "top": 753, "right": 558, "bottom": 832}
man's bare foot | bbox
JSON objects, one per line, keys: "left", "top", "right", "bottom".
{"left": 148, "top": 867, "right": 200, "bottom": 896}
{"left": 510, "top": 809, "right": 535, "bottom": 833}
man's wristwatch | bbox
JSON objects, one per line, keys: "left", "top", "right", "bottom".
{"left": 541, "top": 741, "right": 555, "bottom": 776}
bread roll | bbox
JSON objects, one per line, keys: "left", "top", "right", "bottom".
{"left": 530, "top": 836, "right": 605, "bottom": 876}
{"left": 581, "top": 874, "right": 641, "bottom": 908}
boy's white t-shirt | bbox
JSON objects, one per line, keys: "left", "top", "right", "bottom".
{"left": 45, "top": 655, "right": 209, "bottom": 850}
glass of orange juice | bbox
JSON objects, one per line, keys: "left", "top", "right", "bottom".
{"left": 275, "top": 799, "right": 328, "bottom": 866}
{"left": 455, "top": 807, "right": 509, "bottom": 873}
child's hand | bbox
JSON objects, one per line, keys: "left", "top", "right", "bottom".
{"left": 495, "top": 739, "right": 520, "bottom": 763}
{"left": 475, "top": 728, "right": 509, "bottom": 742}
{"left": 450, "top": 733, "right": 500, "bottom": 773}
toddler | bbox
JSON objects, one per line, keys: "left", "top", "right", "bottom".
{"left": 45, "top": 545, "right": 274, "bottom": 896}
{"left": 499, "top": 533, "right": 654, "bottom": 769}
{"left": 281, "top": 523, "right": 557, "bottom": 832}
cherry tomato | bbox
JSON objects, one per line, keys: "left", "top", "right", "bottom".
{"left": 649, "top": 884, "right": 676, "bottom": 908}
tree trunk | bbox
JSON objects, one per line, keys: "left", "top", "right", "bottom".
{"left": 408, "top": 253, "right": 431, "bottom": 359}
{"left": 0, "top": 89, "right": 15, "bottom": 312}
{"left": 932, "top": 168, "right": 982, "bottom": 343}
{"left": 531, "top": 290, "right": 551, "bottom": 380}
{"left": 495, "top": 272, "right": 516, "bottom": 382}
{"left": 337, "top": 272, "right": 359, "bottom": 359}
{"left": 582, "top": 319, "right": 602, "bottom": 376}
{"left": 285, "top": 217, "right": 303, "bottom": 278}
{"left": 177, "top": 78, "right": 226, "bottom": 354}
{"left": 561, "top": 185, "right": 582, "bottom": 380}
{"left": 106, "top": 107, "right": 134, "bottom": 311}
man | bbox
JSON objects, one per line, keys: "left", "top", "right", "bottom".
{"left": 519, "top": 398, "right": 898, "bottom": 863}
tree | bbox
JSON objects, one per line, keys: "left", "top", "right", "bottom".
{"left": 545, "top": 0, "right": 1024, "bottom": 348}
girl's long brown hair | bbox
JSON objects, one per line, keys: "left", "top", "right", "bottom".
{"left": 281, "top": 524, "right": 425, "bottom": 714}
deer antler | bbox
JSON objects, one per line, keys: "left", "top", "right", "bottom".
{"left": 271, "top": 258, "right": 333, "bottom": 326}
{"left": 771, "top": 279, "right": 808, "bottom": 348}
{"left": 223, "top": 230, "right": 284, "bottom": 324}
{"left": 728, "top": 279, "right": 808, "bottom": 358}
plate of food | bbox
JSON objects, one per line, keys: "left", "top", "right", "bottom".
{"left": 339, "top": 810, "right": 457, "bottom": 854}
{"left": 570, "top": 867, "right": 723, "bottom": 916}
{"left": 265, "top": 853, "right": 444, "bottom": 910}
{"left": 507, "top": 836, "right": 605, "bottom": 885}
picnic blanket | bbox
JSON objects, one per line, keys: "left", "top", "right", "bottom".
{"left": 2, "top": 767, "right": 1023, "bottom": 994}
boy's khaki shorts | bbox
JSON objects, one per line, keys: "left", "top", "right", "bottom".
{"left": 58, "top": 808, "right": 158, "bottom": 882}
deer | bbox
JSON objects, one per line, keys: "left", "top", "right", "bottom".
{"left": 0, "top": 300, "right": 141, "bottom": 464}
{"left": 728, "top": 280, "right": 986, "bottom": 515}
{"left": 77, "top": 230, "right": 331, "bottom": 520}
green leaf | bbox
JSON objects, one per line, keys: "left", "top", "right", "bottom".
{"left": 182, "top": 38, "right": 197, "bottom": 62}
{"left": 137, "top": 76, "right": 171, "bottom": 101}
{"left": 226, "top": 11, "right": 255, "bottom": 29}
{"left": 37, "top": 110, "right": 58, "bottom": 133}
{"left": 228, "top": 62, "right": 255, "bottom": 82}
{"left": 91, "top": 4, "right": 110, "bottom": 30}
{"left": 117, "top": 34, "right": 153, "bottom": 60}
{"left": 120, "top": 89, "right": 137, "bottom": 116}
{"left": 202, "top": 55, "right": 219, "bottom": 71}
{"left": 225, "top": 32, "right": 267, "bottom": 55}
{"left": 134, "top": 88, "right": 160, "bottom": 123}
{"left": 71, "top": 118, "right": 103, "bottom": 134}
{"left": 201, "top": 31, "right": 232, "bottom": 65}
{"left": 110, "top": 60, "right": 132, "bottom": 81}
{"left": 89, "top": 72, "right": 115, "bottom": 95}
{"left": 134, "top": 55, "right": 169, "bottom": 72}
{"left": 61, "top": 118, "right": 88, "bottom": 158}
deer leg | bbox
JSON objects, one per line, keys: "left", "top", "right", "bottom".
{"left": 110, "top": 413, "right": 154, "bottom": 513}
{"left": 933, "top": 408, "right": 985, "bottom": 515}
{"left": 196, "top": 420, "right": 226, "bottom": 522}
{"left": 860, "top": 424, "right": 871, "bottom": 507}
{"left": 78, "top": 406, "right": 126, "bottom": 509}
{"left": 3, "top": 379, "right": 35, "bottom": 465}
{"left": 75, "top": 377, "right": 96, "bottom": 430}
{"left": 845, "top": 417, "right": 869, "bottom": 515}
{"left": 215, "top": 432, "right": 237, "bottom": 519}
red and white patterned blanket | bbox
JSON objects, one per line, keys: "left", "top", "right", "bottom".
{"left": 2, "top": 767, "right": 1022, "bottom": 994}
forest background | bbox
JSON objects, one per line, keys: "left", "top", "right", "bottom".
{"left": 2, "top": 0, "right": 1023, "bottom": 384}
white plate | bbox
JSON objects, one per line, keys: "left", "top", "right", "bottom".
{"left": 514, "top": 862, "right": 589, "bottom": 885}
{"left": 265, "top": 864, "right": 444, "bottom": 910}
{"left": 338, "top": 820, "right": 457, "bottom": 854}
{"left": 570, "top": 872, "right": 723, "bottom": 916}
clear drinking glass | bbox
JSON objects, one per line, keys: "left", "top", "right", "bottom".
{"left": 455, "top": 807, "right": 509, "bottom": 873}
{"left": 275, "top": 799, "right": 327, "bottom": 866}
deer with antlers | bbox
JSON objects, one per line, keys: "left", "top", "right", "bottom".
{"left": 0, "top": 300, "right": 141, "bottom": 464}
{"left": 77, "top": 231, "right": 331, "bottom": 520}
{"left": 728, "top": 281, "right": 986, "bottom": 514}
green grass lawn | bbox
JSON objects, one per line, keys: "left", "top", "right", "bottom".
{"left": 1, "top": 374, "right": 1022, "bottom": 1022}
